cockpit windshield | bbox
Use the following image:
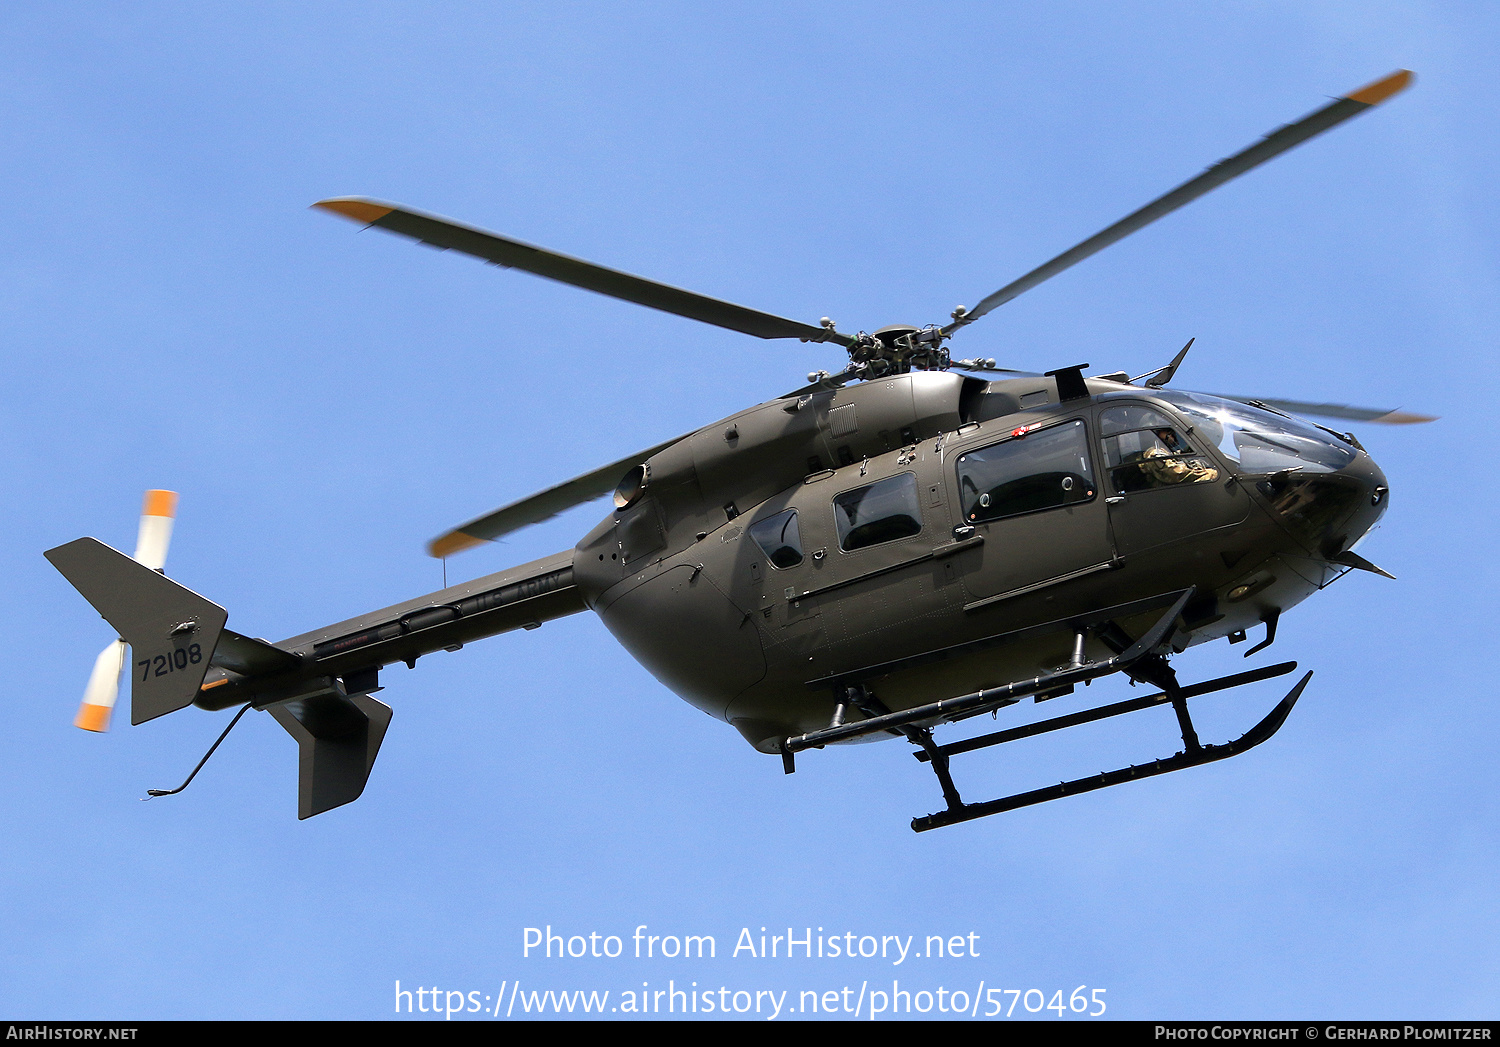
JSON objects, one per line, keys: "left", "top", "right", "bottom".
{"left": 1155, "top": 391, "right": 1358, "bottom": 474}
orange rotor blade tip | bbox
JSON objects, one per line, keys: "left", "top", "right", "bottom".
{"left": 142, "top": 489, "right": 178, "bottom": 519}
{"left": 1347, "top": 70, "right": 1414, "bottom": 106}
{"left": 1374, "top": 409, "right": 1439, "bottom": 425}
{"left": 429, "top": 531, "right": 487, "bottom": 559}
{"left": 312, "top": 198, "right": 394, "bottom": 225}
{"left": 75, "top": 702, "right": 112, "bottom": 733}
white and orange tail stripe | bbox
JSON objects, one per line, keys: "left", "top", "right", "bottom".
{"left": 133, "top": 489, "right": 177, "bottom": 571}
{"left": 77, "top": 639, "right": 125, "bottom": 732}
{"left": 75, "top": 490, "right": 178, "bottom": 732}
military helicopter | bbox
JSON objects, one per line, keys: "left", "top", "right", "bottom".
{"left": 47, "top": 70, "right": 1431, "bottom": 830}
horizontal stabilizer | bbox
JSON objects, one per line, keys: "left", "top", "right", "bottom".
{"left": 212, "top": 629, "right": 302, "bottom": 677}
{"left": 45, "top": 538, "right": 227, "bottom": 725}
{"left": 268, "top": 693, "right": 393, "bottom": 819}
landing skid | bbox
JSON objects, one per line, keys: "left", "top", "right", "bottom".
{"left": 910, "top": 662, "right": 1311, "bottom": 832}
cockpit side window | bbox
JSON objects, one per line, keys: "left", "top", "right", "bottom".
{"left": 747, "top": 509, "right": 804, "bottom": 569}
{"left": 1101, "top": 405, "right": 1220, "bottom": 492}
{"left": 1100, "top": 404, "right": 1177, "bottom": 437}
{"left": 833, "top": 473, "right": 923, "bottom": 551}
{"left": 955, "top": 419, "right": 1096, "bottom": 523}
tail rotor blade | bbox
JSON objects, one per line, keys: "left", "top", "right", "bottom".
{"left": 72, "top": 490, "right": 179, "bottom": 732}
{"left": 133, "top": 490, "right": 177, "bottom": 571}
{"left": 76, "top": 639, "right": 125, "bottom": 733}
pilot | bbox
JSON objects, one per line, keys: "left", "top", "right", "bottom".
{"left": 1139, "top": 429, "right": 1219, "bottom": 486}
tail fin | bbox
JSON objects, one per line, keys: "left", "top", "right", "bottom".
{"left": 45, "top": 537, "right": 227, "bottom": 725}
{"left": 48, "top": 536, "right": 393, "bottom": 816}
{"left": 268, "top": 694, "right": 393, "bottom": 819}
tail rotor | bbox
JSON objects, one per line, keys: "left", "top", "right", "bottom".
{"left": 73, "top": 490, "right": 178, "bottom": 733}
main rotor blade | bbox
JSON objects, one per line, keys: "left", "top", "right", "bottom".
{"left": 1219, "top": 395, "right": 1436, "bottom": 425}
{"left": 315, "top": 198, "right": 854, "bottom": 347}
{"left": 944, "top": 70, "right": 1414, "bottom": 336}
{"left": 428, "top": 433, "right": 688, "bottom": 558}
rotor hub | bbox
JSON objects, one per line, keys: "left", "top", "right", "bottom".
{"left": 844, "top": 323, "right": 951, "bottom": 377}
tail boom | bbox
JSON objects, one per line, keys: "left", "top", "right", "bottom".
{"left": 192, "top": 547, "right": 583, "bottom": 710}
{"left": 48, "top": 538, "right": 583, "bottom": 818}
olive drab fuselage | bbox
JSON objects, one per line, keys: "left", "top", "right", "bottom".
{"left": 572, "top": 371, "right": 1389, "bottom": 754}
{"left": 43, "top": 74, "right": 1420, "bottom": 825}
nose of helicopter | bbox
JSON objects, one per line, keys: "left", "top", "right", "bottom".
{"left": 1253, "top": 447, "right": 1389, "bottom": 561}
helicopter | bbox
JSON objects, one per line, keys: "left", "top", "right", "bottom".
{"left": 46, "top": 69, "right": 1431, "bottom": 831}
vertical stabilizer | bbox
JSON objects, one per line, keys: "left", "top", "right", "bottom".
{"left": 45, "top": 537, "right": 227, "bottom": 725}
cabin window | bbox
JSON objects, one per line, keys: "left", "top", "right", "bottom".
{"left": 956, "top": 419, "right": 1096, "bottom": 523}
{"left": 833, "top": 473, "right": 922, "bottom": 551}
{"left": 1101, "top": 405, "right": 1220, "bottom": 492}
{"left": 747, "top": 509, "right": 804, "bottom": 569}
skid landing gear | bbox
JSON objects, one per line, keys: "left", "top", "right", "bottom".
{"left": 779, "top": 589, "right": 1313, "bottom": 832}
{"left": 909, "top": 661, "right": 1311, "bottom": 832}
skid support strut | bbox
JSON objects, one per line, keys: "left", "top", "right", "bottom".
{"left": 842, "top": 681, "right": 968, "bottom": 812}
{"left": 784, "top": 589, "right": 1196, "bottom": 755}
{"left": 1129, "top": 653, "right": 1201, "bottom": 753}
{"left": 784, "top": 590, "right": 1193, "bottom": 809}
{"left": 903, "top": 722, "right": 964, "bottom": 811}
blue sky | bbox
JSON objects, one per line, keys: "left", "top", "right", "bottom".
{"left": 1, "top": 1, "right": 1494, "bottom": 1020}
